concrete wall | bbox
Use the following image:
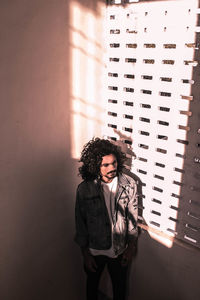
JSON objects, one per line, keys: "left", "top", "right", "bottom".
{"left": 100, "top": 222, "right": 200, "bottom": 300}
{"left": 129, "top": 231, "right": 200, "bottom": 300}
{"left": 0, "top": 1, "right": 105, "bottom": 299}
{"left": 1, "top": 1, "right": 200, "bottom": 300}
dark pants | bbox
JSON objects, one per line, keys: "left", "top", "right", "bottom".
{"left": 84, "top": 254, "right": 128, "bottom": 300}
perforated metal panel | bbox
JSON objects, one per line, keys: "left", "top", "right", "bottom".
{"left": 103, "top": 0, "right": 200, "bottom": 248}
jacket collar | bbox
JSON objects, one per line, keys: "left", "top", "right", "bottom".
{"left": 118, "top": 173, "right": 131, "bottom": 187}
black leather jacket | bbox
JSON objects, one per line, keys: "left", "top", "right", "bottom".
{"left": 75, "top": 173, "right": 138, "bottom": 255}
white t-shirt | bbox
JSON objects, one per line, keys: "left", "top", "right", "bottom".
{"left": 90, "top": 176, "right": 118, "bottom": 258}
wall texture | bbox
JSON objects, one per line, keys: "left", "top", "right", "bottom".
{"left": 0, "top": 1, "right": 199, "bottom": 300}
{"left": 0, "top": 1, "right": 105, "bottom": 299}
{"left": 100, "top": 220, "right": 200, "bottom": 300}
{"left": 129, "top": 230, "right": 200, "bottom": 300}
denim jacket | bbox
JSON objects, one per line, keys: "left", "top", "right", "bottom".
{"left": 75, "top": 173, "right": 138, "bottom": 255}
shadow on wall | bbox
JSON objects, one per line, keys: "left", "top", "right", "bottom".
{"left": 69, "top": 0, "right": 107, "bottom": 160}
{"left": 0, "top": 0, "right": 108, "bottom": 299}
{"left": 7, "top": 157, "right": 82, "bottom": 299}
{"left": 104, "top": 0, "right": 200, "bottom": 245}
{"left": 176, "top": 14, "right": 200, "bottom": 248}
{"left": 111, "top": 130, "right": 144, "bottom": 225}
{"left": 99, "top": 131, "right": 200, "bottom": 300}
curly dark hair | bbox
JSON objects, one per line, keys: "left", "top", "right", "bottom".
{"left": 79, "top": 137, "right": 126, "bottom": 180}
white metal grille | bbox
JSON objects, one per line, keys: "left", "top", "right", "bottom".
{"left": 103, "top": 0, "right": 200, "bottom": 248}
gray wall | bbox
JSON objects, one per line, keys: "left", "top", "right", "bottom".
{"left": 0, "top": 0, "right": 91, "bottom": 299}
{"left": 100, "top": 223, "right": 200, "bottom": 300}
{"left": 129, "top": 231, "right": 200, "bottom": 300}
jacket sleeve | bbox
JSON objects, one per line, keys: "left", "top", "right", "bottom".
{"left": 74, "top": 185, "right": 89, "bottom": 248}
{"left": 127, "top": 180, "right": 138, "bottom": 243}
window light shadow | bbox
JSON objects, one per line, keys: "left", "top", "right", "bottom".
{"left": 103, "top": 0, "right": 200, "bottom": 249}
{"left": 69, "top": 0, "right": 200, "bottom": 250}
{"left": 69, "top": 0, "right": 107, "bottom": 159}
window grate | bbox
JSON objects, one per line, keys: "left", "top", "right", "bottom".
{"left": 104, "top": 0, "right": 200, "bottom": 248}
